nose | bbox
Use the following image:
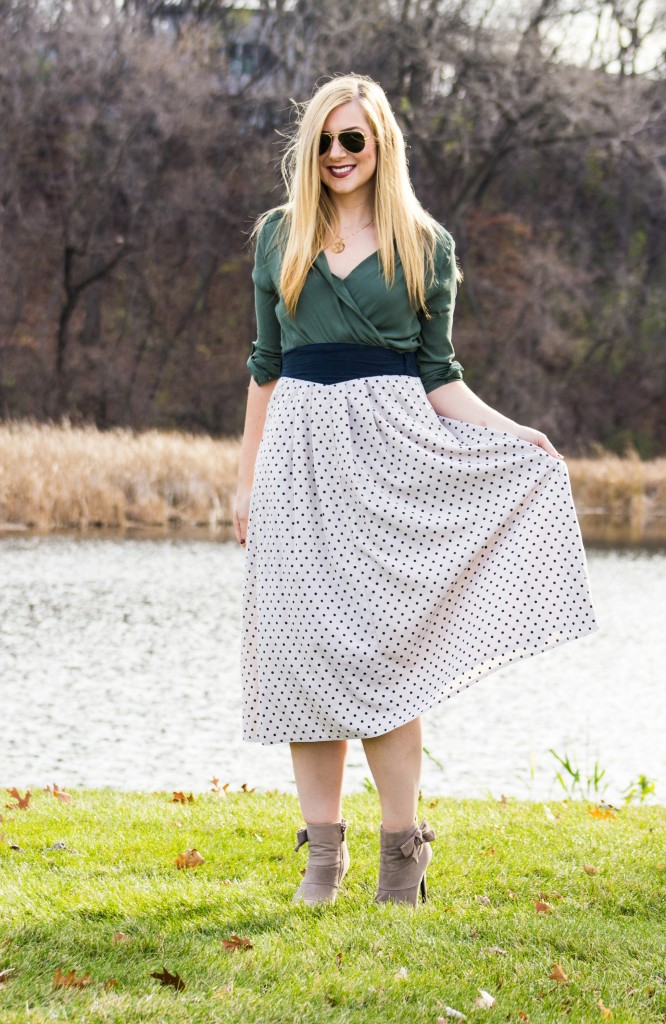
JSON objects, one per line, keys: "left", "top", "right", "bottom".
{"left": 328, "top": 136, "right": 349, "bottom": 159}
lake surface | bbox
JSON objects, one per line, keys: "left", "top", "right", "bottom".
{"left": 1, "top": 533, "right": 664, "bottom": 805}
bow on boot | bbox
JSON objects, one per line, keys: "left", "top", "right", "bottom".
{"left": 294, "top": 826, "right": 308, "bottom": 852}
{"left": 400, "top": 818, "right": 436, "bottom": 862}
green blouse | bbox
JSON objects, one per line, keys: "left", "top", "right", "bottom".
{"left": 247, "top": 210, "right": 464, "bottom": 394}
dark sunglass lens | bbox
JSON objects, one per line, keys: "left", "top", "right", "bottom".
{"left": 319, "top": 133, "right": 333, "bottom": 156}
{"left": 340, "top": 131, "right": 366, "bottom": 153}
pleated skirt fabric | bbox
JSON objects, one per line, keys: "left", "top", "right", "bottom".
{"left": 240, "top": 348, "right": 599, "bottom": 745}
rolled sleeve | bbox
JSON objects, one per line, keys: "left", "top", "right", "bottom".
{"left": 416, "top": 230, "right": 464, "bottom": 394}
{"left": 247, "top": 220, "right": 282, "bottom": 386}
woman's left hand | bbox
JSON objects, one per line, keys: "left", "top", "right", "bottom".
{"left": 510, "top": 424, "right": 564, "bottom": 460}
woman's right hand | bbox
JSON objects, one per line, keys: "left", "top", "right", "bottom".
{"left": 233, "top": 487, "right": 252, "bottom": 548}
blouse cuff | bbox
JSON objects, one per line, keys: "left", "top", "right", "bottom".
{"left": 247, "top": 345, "right": 282, "bottom": 386}
{"left": 420, "top": 360, "right": 464, "bottom": 394}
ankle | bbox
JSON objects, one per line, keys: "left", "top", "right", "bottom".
{"left": 381, "top": 816, "right": 417, "bottom": 832}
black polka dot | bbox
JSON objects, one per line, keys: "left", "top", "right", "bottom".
{"left": 240, "top": 373, "right": 599, "bottom": 744}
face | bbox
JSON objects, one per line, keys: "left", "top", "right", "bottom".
{"left": 318, "top": 100, "right": 377, "bottom": 196}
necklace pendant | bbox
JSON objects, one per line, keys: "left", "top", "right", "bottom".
{"left": 330, "top": 239, "right": 345, "bottom": 254}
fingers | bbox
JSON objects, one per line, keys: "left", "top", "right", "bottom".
{"left": 536, "top": 435, "right": 564, "bottom": 460}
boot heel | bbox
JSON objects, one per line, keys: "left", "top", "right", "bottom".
{"left": 420, "top": 872, "right": 427, "bottom": 903}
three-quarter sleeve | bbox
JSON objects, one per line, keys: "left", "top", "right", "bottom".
{"left": 416, "top": 230, "right": 464, "bottom": 394}
{"left": 246, "top": 218, "right": 282, "bottom": 386}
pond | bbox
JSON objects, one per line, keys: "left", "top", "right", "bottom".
{"left": 1, "top": 532, "right": 664, "bottom": 806}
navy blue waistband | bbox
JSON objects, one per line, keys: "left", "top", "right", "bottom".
{"left": 280, "top": 342, "right": 419, "bottom": 384}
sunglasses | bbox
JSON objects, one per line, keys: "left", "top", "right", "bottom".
{"left": 318, "top": 129, "right": 374, "bottom": 157}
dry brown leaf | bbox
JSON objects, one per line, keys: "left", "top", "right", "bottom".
{"left": 112, "top": 932, "right": 128, "bottom": 943}
{"left": 104, "top": 978, "right": 117, "bottom": 989}
{"left": 535, "top": 900, "right": 555, "bottom": 913}
{"left": 476, "top": 895, "right": 492, "bottom": 905}
{"left": 518, "top": 1012, "right": 530, "bottom": 1021}
{"left": 583, "top": 863, "right": 599, "bottom": 875}
{"left": 0, "top": 968, "right": 15, "bottom": 985}
{"left": 597, "top": 997, "right": 612, "bottom": 1019}
{"left": 211, "top": 777, "right": 230, "bottom": 795}
{"left": 336, "top": 951, "right": 342, "bottom": 968}
{"left": 52, "top": 966, "right": 94, "bottom": 989}
{"left": 171, "top": 791, "right": 195, "bottom": 804}
{"left": 174, "top": 848, "right": 205, "bottom": 869}
{"left": 150, "top": 966, "right": 186, "bottom": 991}
{"left": 548, "top": 963, "right": 569, "bottom": 983}
{"left": 221, "top": 934, "right": 253, "bottom": 951}
{"left": 5, "top": 788, "right": 31, "bottom": 810}
{"left": 588, "top": 806, "right": 616, "bottom": 819}
{"left": 51, "top": 784, "right": 72, "bottom": 803}
{"left": 240, "top": 783, "right": 255, "bottom": 793}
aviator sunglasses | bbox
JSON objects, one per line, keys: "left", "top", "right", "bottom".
{"left": 318, "top": 129, "right": 374, "bottom": 156}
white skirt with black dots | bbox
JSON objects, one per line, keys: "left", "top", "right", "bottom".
{"left": 240, "top": 366, "right": 599, "bottom": 744}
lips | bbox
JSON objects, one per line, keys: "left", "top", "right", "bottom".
{"left": 328, "top": 165, "right": 355, "bottom": 178}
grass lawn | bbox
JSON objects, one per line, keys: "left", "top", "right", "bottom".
{"left": 0, "top": 787, "right": 664, "bottom": 1023}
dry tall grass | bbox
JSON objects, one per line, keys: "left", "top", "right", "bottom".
{"left": 0, "top": 419, "right": 240, "bottom": 531}
{"left": 0, "top": 420, "right": 664, "bottom": 536}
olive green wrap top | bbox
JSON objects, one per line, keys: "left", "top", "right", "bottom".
{"left": 247, "top": 210, "right": 464, "bottom": 394}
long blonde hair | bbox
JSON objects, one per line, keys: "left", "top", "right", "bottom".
{"left": 249, "top": 72, "right": 461, "bottom": 318}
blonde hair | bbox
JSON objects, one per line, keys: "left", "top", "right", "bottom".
{"left": 250, "top": 72, "right": 461, "bottom": 318}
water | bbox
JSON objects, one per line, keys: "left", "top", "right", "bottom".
{"left": 1, "top": 533, "right": 664, "bottom": 805}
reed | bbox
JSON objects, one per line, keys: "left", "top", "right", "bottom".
{"left": 1, "top": 419, "right": 665, "bottom": 536}
{"left": 0, "top": 418, "right": 240, "bottom": 531}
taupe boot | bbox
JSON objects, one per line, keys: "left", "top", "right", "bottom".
{"left": 291, "top": 818, "right": 350, "bottom": 905}
{"left": 374, "top": 817, "right": 436, "bottom": 907}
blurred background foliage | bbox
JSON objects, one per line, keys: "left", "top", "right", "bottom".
{"left": 0, "top": 0, "right": 664, "bottom": 454}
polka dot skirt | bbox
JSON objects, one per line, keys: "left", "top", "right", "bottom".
{"left": 240, "top": 373, "right": 599, "bottom": 744}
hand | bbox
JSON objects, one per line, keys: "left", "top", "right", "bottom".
{"left": 233, "top": 487, "right": 252, "bottom": 547}
{"left": 511, "top": 424, "right": 564, "bottom": 460}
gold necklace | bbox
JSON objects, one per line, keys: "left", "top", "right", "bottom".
{"left": 328, "top": 216, "right": 374, "bottom": 254}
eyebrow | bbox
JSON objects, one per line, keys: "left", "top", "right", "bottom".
{"left": 322, "top": 125, "right": 364, "bottom": 132}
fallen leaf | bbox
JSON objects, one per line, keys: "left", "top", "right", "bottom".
{"left": 150, "top": 966, "right": 186, "bottom": 991}
{"left": 175, "top": 848, "right": 205, "bottom": 869}
{"left": 240, "top": 783, "right": 255, "bottom": 793}
{"left": 474, "top": 988, "right": 496, "bottom": 1008}
{"left": 104, "top": 978, "right": 117, "bottom": 989}
{"left": 441, "top": 1007, "right": 467, "bottom": 1021}
{"left": 336, "top": 951, "right": 342, "bottom": 968}
{"left": 535, "top": 900, "right": 555, "bottom": 913}
{"left": 52, "top": 967, "right": 94, "bottom": 989}
{"left": 171, "top": 791, "right": 195, "bottom": 804}
{"left": 0, "top": 968, "right": 15, "bottom": 985}
{"left": 112, "top": 932, "right": 128, "bottom": 943}
{"left": 476, "top": 895, "right": 492, "bottom": 905}
{"left": 549, "top": 963, "right": 569, "bottom": 983}
{"left": 583, "top": 864, "right": 598, "bottom": 875}
{"left": 5, "top": 788, "right": 30, "bottom": 810}
{"left": 221, "top": 934, "right": 253, "bottom": 951}
{"left": 597, "top": 997, "right": 612, "bottom": 1019}
{"left": 588, "top": 806, "right": 616, "bottom": 820}
{"left": 51, "top": 784, "right": 72, "bottom": 803}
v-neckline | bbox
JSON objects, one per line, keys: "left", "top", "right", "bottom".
{"left": 318, "top": 248, "right": 379, "bottom": 282}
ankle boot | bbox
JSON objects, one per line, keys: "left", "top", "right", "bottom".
{"left": 291, "top": 818, "right": 350, "bottom": 906}
{"left": 374, "top": 817, "right": 436, "bottom": 907}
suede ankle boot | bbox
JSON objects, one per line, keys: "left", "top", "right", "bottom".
{"left": 291, "top": 818, "right": 350, "bottom": 906}
{"left": 374, "top": 817, "right": 436, "bottom": 907}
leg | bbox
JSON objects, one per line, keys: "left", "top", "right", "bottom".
{"left": 289, "top": 740, "right": 350, "bottom": 905}
{"left": 361, "top": 716, "right": 423, "bottom": 830}
{"left": 290, "top": 739, "right": 347, "bottom": 823}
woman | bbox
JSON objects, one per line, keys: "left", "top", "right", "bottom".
{"left": 233, "top": 73, "right": 598, "bottom": 909}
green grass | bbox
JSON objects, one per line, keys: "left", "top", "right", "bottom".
{"left": 1, "top": 788, "right": 665, "bottom": 1023}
